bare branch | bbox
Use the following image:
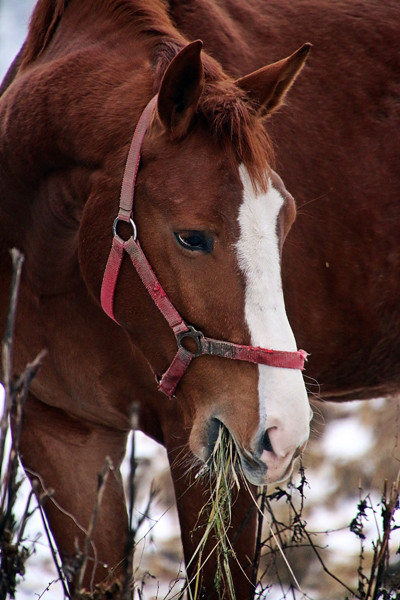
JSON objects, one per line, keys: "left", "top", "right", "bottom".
{"left": 73, "top": 457, "right": 113, "bottom": 596}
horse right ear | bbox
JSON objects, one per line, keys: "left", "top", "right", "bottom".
{"left": 236, "top": 43, "right": 311, "bottom": 115}
{"left": 158, "top": 40, "right": 204, "bottom": 140}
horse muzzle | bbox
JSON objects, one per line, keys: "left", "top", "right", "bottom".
{"left": 238, "top": 440, "right": 307, "bottom": 486}
{"left": 199, "top": 416, "right": 308, "bottom": 487}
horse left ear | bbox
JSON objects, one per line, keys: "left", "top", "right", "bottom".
{"left": 158, "top": 40, "right": 204, "bottom": 139}
{"left": 236, "top": 43, "right": 312, "bottom": 115}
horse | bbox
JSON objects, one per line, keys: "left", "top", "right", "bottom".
{"left": 168, "top": 0, "right": 400, "bottom": 401}
{"left": 0, "top": 0, "right": 399, "bottom": 598}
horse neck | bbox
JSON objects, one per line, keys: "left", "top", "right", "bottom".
{"left": 21, "top": 0, "right": 182, "bottom": 69}
{"left": 0, "top": 3, "right": 170, "bottom": 293}
{"left": 5, "top": 0, "right": 185, "bottom": 172}
{"left": 168, "top": 0, "right": 256, "bottom": 77}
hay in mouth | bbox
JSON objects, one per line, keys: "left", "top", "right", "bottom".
{"left": 190, "top": 422, "right": 241, "bottom": 599}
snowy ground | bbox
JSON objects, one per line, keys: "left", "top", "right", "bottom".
{"left": 1, "top": 2, "right": 399, "bottom": 599}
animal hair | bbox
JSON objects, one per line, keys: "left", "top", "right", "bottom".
{"left": 21, "top": 0, "right": 275, "bottom": 191}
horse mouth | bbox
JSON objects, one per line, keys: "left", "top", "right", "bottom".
{"left": 205, "top": 418, "right": 299, "bottom": 486}
{"left": 205, "top": 418, "right": 268, "bottom": 485}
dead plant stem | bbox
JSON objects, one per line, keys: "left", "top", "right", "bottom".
{"left": 74, "top": 456, "right": 113, "bottom": 596}
{"left": 0, "top": 249, "right": 23, "bottom": 480}
{"left": 37, "top": 498, "right": 71, "bottom": 598}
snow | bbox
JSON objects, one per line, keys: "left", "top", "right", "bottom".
{"left": 322, "top": 417, "right": 374, "bottom": 461}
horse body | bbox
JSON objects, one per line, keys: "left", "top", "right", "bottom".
{"left": 0, "top": 0, "right": 399, "bottom": 597}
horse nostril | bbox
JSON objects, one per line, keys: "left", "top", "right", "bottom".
{"left": 262, "top": 429, "right": 274, "bottom": 453}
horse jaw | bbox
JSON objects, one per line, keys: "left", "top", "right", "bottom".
{"left": 234, "top": 165, "right": 311, "bottom": 486}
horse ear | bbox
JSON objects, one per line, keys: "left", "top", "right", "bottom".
{"left": 157, "top": 40, "right": 204, "bottom": 139}
{"left": 236, "top": 43, "right": 311, "bottom": 115}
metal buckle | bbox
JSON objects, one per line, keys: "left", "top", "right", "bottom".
{"left": 113, "top": 217, "right": 137, "bottom": 241}
{"left": 176, "top": 326, "right": 204, "bottom": 357}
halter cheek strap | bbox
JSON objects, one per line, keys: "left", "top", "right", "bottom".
{"left": 101, "top": 94, "right": 307, "bottom": 398}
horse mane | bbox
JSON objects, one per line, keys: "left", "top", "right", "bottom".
{"left": 20, "top": 0, "right": 274, "bottom": 191}
{"left": 20, "top": 0, "right": 69, "bottom": 68}
{"left": 20, "top": 0, "right": 179, "bottom": 67}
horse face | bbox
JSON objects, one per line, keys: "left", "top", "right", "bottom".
{"left": 94, "top": 41, "right": 312, "bottom": 485}
{"left": 129, "top": 125, "right": 310, "bottom": 486}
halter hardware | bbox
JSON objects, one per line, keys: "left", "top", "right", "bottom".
{"left": 176, "top": 326, "right": 204, "bottom": 358}
{"left": 113, "top": 217, "right": 137, "bottom": 241}
{"left": 101, "top": 94, "right": 307, "bottom": 397}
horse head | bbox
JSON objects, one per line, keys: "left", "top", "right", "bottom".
{"left": 80, "top": 40, "right": 312, "bottom": 486}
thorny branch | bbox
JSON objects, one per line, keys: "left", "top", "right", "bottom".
{"left": 0, "top": 249, "right": 24, "bottom": 475}
{"left": 0, "top": 249, "right": 49, "bottom": 599}
{"left": 73, "top": 457, "right": 114, "bottom": 596}
{"left": 257, "top": 461, "right": 400, "bottom": 600}
{"left": 36, "top": 486, "right": 71, "bottom": 599}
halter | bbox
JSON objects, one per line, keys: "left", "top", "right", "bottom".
{"left": 101, "top": 95, "right": 307, "bottom": 397}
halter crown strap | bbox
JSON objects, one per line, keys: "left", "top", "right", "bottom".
{"left": 119, "top": 95, "right": 158, "bottom": 221}
{"left": 101, "top": 95, "right": 307, "bottom": 397}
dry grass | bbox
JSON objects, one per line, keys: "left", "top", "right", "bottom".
{"left": 187, "top": 425, "right": 240, "bottom": 600}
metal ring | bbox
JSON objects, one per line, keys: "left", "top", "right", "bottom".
{"left": 113, "top": 217, "right": 137, "bottom": 241}
{"left": 176, "top": 326, "right": 204, "bottom": 357}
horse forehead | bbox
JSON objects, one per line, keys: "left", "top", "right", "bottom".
{"left": 144, "top": 128, "right": 234, "bottom": 175}
{"left": 237, "top": 166, "right": 285, "bottom": 236}
{"left": 141, "top": 135, "right": 243, "bottom": 216}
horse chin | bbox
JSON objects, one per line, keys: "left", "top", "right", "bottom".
{"left": 238, "top": 452, "right": 297, "bottom": 486}
{"left": 238, "top": 437, "right": 307, "bottom": 486}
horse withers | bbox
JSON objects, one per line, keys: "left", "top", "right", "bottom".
{"left": 0, "top": 0, "right": 312, "bottom": 597}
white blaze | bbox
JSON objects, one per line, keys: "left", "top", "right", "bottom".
{"left": 236, "top": 166, "right": 310, "bottom": 481}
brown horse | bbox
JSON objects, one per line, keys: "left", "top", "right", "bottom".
{"left": 1, "top": 0, "right": 399, "bottom": 598}
{"left": 168, "top": 0, "right": 400, "bottom": 402}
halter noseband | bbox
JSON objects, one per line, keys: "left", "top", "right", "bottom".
{"left": 101, "top": 95, "right": 307, "bottom": 398}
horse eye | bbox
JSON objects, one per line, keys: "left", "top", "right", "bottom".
{"left": 175, "top": 231, "right": 214, "bottom": 253}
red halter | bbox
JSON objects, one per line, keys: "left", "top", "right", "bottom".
{"left": 101, "top": 95, "right": 307, "bottom": 397}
